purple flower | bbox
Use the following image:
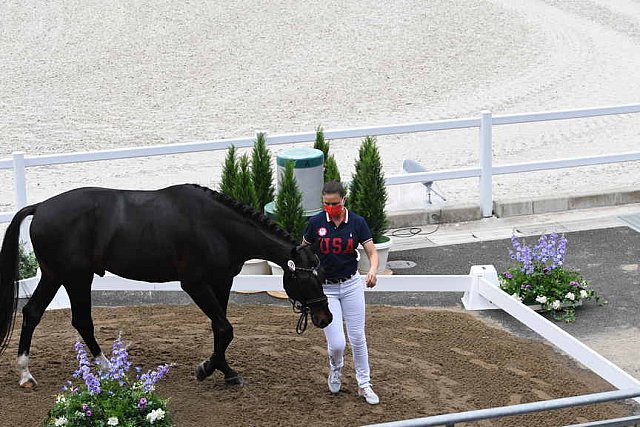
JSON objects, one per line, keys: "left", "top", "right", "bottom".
{"left": 504, "top": 272, "right": 513, "bottom": 279}
{"left": 103, "top": 335, "right": 132, "bottom": 381}
{"left": 85, "top": 410, "right": 93, "bottom": 417}
{"left": 138, "top": 397, "right": 148, "bottom": 411}
{"left": 140, "top": 364, "right": 171, "bottom": 392}
{"left": 74, "top": 341, "right": 101, "bottom": 395}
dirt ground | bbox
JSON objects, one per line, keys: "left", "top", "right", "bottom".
{"left": 0, "top": 304, "right": 634, "bottom": 426}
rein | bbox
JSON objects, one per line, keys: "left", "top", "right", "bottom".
{"left": 287, "top": 262, "right": 326, "bottom": 335}
{"left": 289, "top": 295, "right": 328, "bottom": 335}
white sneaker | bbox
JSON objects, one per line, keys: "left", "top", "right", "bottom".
{"left": 358, "top": 386, "right": 380, "bottom": 405}
{"left": 327, "top": 367, "right": 342, "bottom": 394}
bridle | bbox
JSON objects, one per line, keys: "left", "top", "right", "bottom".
{"left": 286, "top": 257, "right": 328, "bottom": 335}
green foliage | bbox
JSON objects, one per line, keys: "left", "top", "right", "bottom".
{"left": 251, "top": 132, "right": 275, "bottom": 212}
{"left": 324, "top": 155, "right": 341, "bottom": 182}
{"left": 314, "top": 126, "right": 341, "bottom": 183}
{"left": 348, "top": 136, "right": 388, "bottom": 243}
{"left": 234, "top": 154, "right": 259, "bottom": 210}
{"left": 275, "top": 161, "right": 306, "bottom": 242}
{"left": 19, "top": 243, "right": 38, "bottom": 280}
{"left": 313, "top": 126, "right": 330, "bottom": 160}
{"left": 220, "top": 145, "right": 238, "bottom": 197}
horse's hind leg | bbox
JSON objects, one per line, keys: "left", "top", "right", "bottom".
{"left": 64, "top": 274, "right": 103, "bottom": 359}
{"left": 17, "top": 272, "right": 62, "bottom": 388}
{"left": 181, "top": 280, "right": 242, "bottom": 385}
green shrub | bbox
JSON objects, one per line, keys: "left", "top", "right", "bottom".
{"left": 220, "top": 145, "right": 238, "bottom": 198}
{"left": 314, "top": 126, "right": 341, "bottom": 183}
{"left": 251, "top": 132, "right": 275, "bottom": 211}
{"left": 234, "top": 154, "right": 259, "bottom": 210}
{"left": 348, "top": 136, "right": 388, "bottom": 243}
{"left": 275, "top": 161, "right": 306, "bottom": 242}
{"left": 19, "top": 243, "right": 38, "bottom": 280}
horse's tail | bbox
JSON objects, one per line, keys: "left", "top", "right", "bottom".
{"left": 0, "top": 204, "right": 38, "bottom": 356}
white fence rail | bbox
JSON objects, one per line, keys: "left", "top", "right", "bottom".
{"left": 18, "top": 265, "right": 640, "bottom": 413}
{"left": 2, "top": 103, "right": 640, "bottom": 224}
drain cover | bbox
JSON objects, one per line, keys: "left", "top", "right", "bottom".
{"left": 386, "top": 260, "right": 416, "bottom": 270}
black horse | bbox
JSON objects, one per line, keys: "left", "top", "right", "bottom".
{"left": 0, "top": 184, "right": 332, "bottom": 388}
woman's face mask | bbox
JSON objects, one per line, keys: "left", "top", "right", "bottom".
{"left": 323, "top": 195, "right": 345, "bottom": 218}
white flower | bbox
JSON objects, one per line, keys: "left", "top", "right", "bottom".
{"left": 511, "top": 293, "right": 523, "bottom": 302}
{"left": 535, "top": 295, "right": 547, "bottom": 304}
{"left": 580, "top": 290, "right": 588, "bottom": 299}
{"left": 107, "top": 417, "right": 119, "bottom": 426}
{"left": 55, "top": 395, "right": 66, "bottom": 405}
{"left": 565, "top": 292, "right": 575, "bottom": 301}
{"left": 552, "top": 300, "right": 562, "bottom": 310}
{"left": 54, "top": 418, "right": 68, "bottom": 427}
{"left": 147, "top": 408, "right": 166, "bottom": 424}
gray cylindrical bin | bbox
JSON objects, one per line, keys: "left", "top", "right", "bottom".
{"left": 276, "top": 147, "right": 324, "bottom": 214}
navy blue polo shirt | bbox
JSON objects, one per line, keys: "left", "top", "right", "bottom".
{"left": 303, "top": 209, "right": 373, "bottom": 280}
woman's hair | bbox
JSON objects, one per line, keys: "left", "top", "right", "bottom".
{"left": 322, "top": 180, "right": 346, "bottom": 197}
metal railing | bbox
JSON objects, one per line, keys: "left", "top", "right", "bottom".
{"left": 362, "top": 389, "right": 640, "bottom": 427}
{"left": 2, "top": 102, "right": 640, "bottom": 224}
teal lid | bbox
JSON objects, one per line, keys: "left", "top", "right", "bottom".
{"left": 276, "top": 147, "right": 324, "bottom": 168}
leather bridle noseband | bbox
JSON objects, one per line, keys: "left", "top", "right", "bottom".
{"left": 287, "top": 259, "right": 328, "bottom": 334}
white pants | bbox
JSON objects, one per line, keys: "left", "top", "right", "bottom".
{"left": 323, "top": 273, "right": 371, "bottom": 388}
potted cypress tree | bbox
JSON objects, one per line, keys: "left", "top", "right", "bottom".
{"left": 220, "top": 145, "right": 269, "bottom": 276}
{"left": 348, "top": 136, "right": 392, "bottom": 274}
{"left": 275, "top": 160, "right": 306, "bottom": 243}
{"left": 220, "top": 145, "right": 239, "bottom": 198}
{"left": 268, "top": 160, "right": 306, "bottom": 278}
{"left": 251, "top": 132, "right": 275, "bottom": 212}
{"left": 234, "top": 154, "right": 259, "bottom": 210}
{"left": 314, "top": 126, "right": 341, "bottom": 182}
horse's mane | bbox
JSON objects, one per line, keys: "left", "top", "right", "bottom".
{"left": 188, "top": 184, "right": 298, "bottom": 246}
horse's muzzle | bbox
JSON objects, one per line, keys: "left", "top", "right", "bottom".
{"left": 311, "top": 304, "right": 333, "bottom": 329}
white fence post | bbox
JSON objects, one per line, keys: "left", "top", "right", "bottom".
{"left": 13, "top": 152, "right": 27, "bottom": 209}
{"left": 12, "top": 151, "right": 29, "bottom": 245}
{"left": 479, "top": 111, "right": 493, "bottom": 217}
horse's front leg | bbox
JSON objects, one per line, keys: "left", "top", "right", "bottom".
{"left": 181, "top": 280, "right": 243, "bottom": 385}
{"left": 196, "top": 318, "right": 242, "bottom": 385}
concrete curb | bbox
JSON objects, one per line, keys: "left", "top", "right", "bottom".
{"left": 387, "top": 187, "right": 640, "bottom": 228}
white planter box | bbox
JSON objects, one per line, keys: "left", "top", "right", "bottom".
{"left": 239, "top": 259, "right": 271, "bottom": 275}
{"left": 357, "top": 236, "right": 393, "bottom": 274}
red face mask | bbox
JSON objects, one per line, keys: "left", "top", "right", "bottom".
{"left": 323, "top": 202, "right": 344, "bottom": 218}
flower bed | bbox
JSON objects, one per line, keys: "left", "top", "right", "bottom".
{"left": 44, "top": 336, "right": 173, "bottom": 426}
{"left": 499, "top": 233, "right": 604, "bottom": 322}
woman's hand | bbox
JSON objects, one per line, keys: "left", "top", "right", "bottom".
{"left": 362, "top": 240, "right": 379, "bottom": 288}
{"left": 365, "top": 269, "right": 377, "bottom": 288}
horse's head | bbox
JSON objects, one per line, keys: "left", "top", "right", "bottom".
{"left": 283, "top": 245, "right": 332, "bottom": 330}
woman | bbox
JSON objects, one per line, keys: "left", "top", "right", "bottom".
{"left": 302, "top": 180, "right": 380, "bottom": 405}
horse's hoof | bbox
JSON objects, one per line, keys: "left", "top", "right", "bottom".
{"left": 224, "top": 375, "right": 244, "bottom": 386}
{"left": 19, "top": 377, "right": 37, "bottom": 388}
{"left": 195, "top": 362, "right": 210, "bottom": 382}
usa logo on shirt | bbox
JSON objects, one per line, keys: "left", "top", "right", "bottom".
{"left": 318, "top": 227, "right": 327, "bottom": 237}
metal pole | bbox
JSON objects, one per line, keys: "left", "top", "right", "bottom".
{"left": 479, "top": 111, "right": 493, "bottom": 217}
{"left": 362, "top": 389, "right": 640, "bottom": 427}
